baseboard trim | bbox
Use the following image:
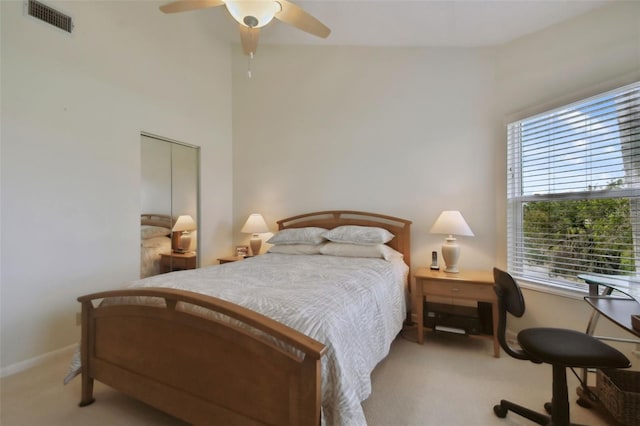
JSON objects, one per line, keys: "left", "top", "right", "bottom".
{"left": 1, "top": 344, "right": 77, "bottom": 378}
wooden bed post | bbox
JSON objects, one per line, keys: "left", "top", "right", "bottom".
{"left": 78, "top": 300, "right": 95, "bottom": 407}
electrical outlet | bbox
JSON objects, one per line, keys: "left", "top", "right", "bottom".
{"left": 75, "top": 312, "right": 81, "bottom": 326}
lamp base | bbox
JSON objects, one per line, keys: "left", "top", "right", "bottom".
{"left": 172, "top": 231, "right": 191, "bottom": 253}
{"left": 249, "top": 236, "right": 262, "bottom": 256}
{"left": 441, "top": 237, "right": 461, "bottom": 273}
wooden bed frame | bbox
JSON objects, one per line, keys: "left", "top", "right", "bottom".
{"left": 78, "top": 211, "right": 411, "bottom": 425}
{"left": 141, "top": 213, "right": 174, "bottom": 228}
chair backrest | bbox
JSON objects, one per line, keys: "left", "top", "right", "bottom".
{"left": 493, "top": 267, "right": 530, "bottom": 360}
{"left": 493, "top": 268, "right": 526, "bottom": 317}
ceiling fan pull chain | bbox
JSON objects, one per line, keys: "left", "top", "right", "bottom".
{"left": 247, "top": 51, "right": 254, "bottom": 78}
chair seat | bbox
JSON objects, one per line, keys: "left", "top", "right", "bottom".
{"left": 518, "top": 328, "right": 631, "bottom": 369}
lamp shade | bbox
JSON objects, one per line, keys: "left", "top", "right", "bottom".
{"left": 241, "top": 213, "right": 269, "bottom": 234}
{"left": 172, "top": 215, "right": 196, "bottom": 232}
{"left": 429, "top": 210, "right": 474, "bottom": 237}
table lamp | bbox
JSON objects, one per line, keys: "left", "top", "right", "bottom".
{"left": 430, "top": 210, "right": 474, "bottom": 273}
{"left": 241, "top": 213, "right": 269, "bottom": 256}
{"left": 172, "top": 215, "right": 196, "bottom": 253}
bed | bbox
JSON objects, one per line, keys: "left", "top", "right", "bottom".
{"left": 75, "top": 210, "right": 412, "bottom": 425}
{"left": 140, "top": 214, "right": 173, "bottom": 278}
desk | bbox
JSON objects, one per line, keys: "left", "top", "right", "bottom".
{"left": 414, "top": 268, "right": 500, "bottom": 357}
{"left": 577, "top": 274, "right": 640, "bottom": 421}
{"left": 579, "top": 274, "right": 640, "bottom": 338}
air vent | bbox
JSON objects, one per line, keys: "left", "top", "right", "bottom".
{"left": 26, "top": 0, "right": 73, "bottom": 33}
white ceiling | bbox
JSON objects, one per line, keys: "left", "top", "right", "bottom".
{"left": 191, "top": 0, "right": 612, "bottom": 49}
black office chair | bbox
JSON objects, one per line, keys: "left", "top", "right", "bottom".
{"left": 492, "top": 268, "right": 631, "bottom": 426}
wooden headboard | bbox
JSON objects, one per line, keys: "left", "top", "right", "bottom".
{"left": 277, "top": 210, "right": 412, "bottom": 268}
{"left": 141, "top": 213, "right": 174, "bottom": 229}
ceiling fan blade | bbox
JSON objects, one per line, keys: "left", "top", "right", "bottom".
{"left": 159, "top": 0, "right": 225, "bottom": 14}
{"left": 275, "top": 0, "right": 331, "bottom": 38}
{"left": 239, "top": 25, "right": 260, "bottom": 56}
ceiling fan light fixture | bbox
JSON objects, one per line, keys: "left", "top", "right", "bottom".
{"left": 159, "top": 0, "right": 329, "bottom": 60}
{"left": 225, "top": 1, "right": 280, "bottom": 28}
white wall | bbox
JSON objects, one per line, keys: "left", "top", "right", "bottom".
{"left": 231, "top": 2, "right": 640, "bottom": 360}
{"left": 1, "top": 1, "right": 233, "bottom": 372}
{"left": 232, "top": 45, "right": 501, "bottom": 275}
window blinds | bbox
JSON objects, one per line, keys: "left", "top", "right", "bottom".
{"left": 507, "top": 81, "right": 640, "bottom": 290}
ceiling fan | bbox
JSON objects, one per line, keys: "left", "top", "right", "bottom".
{"left": 159, "top": 0, "right": 331, "bottom": 56}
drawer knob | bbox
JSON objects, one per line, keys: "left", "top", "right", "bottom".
{"left": 451, "top": 288, "right": 460, "bottom": 292}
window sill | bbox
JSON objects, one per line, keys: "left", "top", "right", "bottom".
{"left": 517, "top": 278, "right": 588, "bottom": 301}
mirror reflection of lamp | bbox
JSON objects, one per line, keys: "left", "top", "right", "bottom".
{"left": 429, "top": 210, "right": 474, "bottom": 273}
{"left": 241, "top": 213, "right": 269, "bottom": 256}
{"left": 172, "top": 215, "right": 196, "bottom": 253}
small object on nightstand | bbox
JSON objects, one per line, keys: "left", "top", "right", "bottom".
{"left": 430, "top": 251, "right": 440, "bottom": 270}
{"left": 235, "top": 245, "right": 249, "bottom": 257}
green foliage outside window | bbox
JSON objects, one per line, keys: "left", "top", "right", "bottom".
{"left": 522, "top": 182, "right": 635, "bottom": 278}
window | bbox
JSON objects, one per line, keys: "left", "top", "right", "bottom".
{"left": 507, "top": 81, "right": 640, "bottom": 291}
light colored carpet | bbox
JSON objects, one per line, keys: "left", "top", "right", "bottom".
{"left": 1, "top": 326, "right": 615, "bottom": 425}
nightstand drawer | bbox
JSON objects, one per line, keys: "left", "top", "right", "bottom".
{"left": 423, "top": 280, "right": 494, "bottom": 300}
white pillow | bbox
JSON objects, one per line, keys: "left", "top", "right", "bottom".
{"left": 141, "top": 225, "right": 171, "bottom": 240}
{"left": 268, "top": 244, "right": 324, "bottom": 255}
{"left": 320, "top": 242, "right": 403, "bottom": 261}
{"left": 322, "top": 225, "right": 394, "bottom": 245}
{"left": 266, "top": 227, "right": 327, "bottom": 245}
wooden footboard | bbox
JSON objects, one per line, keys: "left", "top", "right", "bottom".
{"left": 78, "top": 288, "right": 327, "bottom": 425}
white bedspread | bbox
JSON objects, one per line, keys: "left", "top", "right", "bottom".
{"left": 140, "top": 236, "right": 171, "bottom": 278}
{"left": 71, "top": 253, "right": 408, "bottom": 426}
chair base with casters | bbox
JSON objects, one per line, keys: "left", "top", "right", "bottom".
{"left": 492, "top": 268, "right": 631, "bottom": 426}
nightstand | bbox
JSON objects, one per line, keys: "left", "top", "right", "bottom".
{"left": 217, "top": 255, "right": 246, "bottom": 264}
{"left": 160, "top": 252, "right": 196, "bottom": 273}
{"left": 414, "top": 268, "right": 500, "bottom": 357}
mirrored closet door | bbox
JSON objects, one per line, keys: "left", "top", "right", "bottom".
{"left": 140, "top": 133, "right": 200, "bottom": 277}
